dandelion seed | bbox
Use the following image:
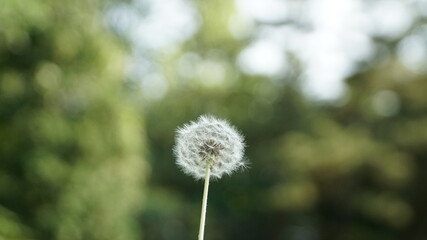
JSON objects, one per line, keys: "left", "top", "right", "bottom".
{"left": 174, "top": 115, "right": 246, "bottom": 180}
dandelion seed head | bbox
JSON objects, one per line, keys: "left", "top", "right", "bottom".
{"left": 174, "top": 115, "right": 246, "bottom": 180}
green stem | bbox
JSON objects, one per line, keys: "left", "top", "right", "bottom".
{"left": 198, "top": 162, "right": 211, "bottom": 240}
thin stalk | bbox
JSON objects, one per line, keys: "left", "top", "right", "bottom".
{"left": 198, "top": 162, "right": 211, "bottom": 240}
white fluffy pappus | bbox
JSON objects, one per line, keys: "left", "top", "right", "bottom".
{"left": 174, "top": 115, "right": 246, "bottom": 180}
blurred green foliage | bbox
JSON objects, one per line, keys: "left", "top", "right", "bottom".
{"left": 2, "top": 0, "right": 427, "bottom": 240}
{"left": 0, "top": 0, "right": 147, "bottom": 239}
{"left": 138, "top": 1, "right": 427, "bottom": 240}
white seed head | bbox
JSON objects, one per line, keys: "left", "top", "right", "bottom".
{"left": 174, "top": 115, "right": 246, "bottom": 180}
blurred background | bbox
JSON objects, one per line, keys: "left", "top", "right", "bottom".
{"left": 1, "top": 0, "right": 427, "bottom": 239}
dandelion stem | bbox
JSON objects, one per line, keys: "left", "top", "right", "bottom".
{"left": 198, "top": 161, "right": 211, "bottom": 240}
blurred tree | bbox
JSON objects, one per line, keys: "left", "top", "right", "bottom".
{"left": 134, "top": 1, "right": 427, "bottom": 240}
{"left": 270, "top": 52, "right": 427, "bottom": 240}
{"left": 0, "top": 0, "right": 147, "bottom": 239}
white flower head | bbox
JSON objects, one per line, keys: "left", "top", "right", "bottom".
{"left": 174, "top": 115, "right": 246, "bottom": 180}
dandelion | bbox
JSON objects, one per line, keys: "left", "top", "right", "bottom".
{"left": 174, "top": 115, "right": 246, "bottom": 240}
